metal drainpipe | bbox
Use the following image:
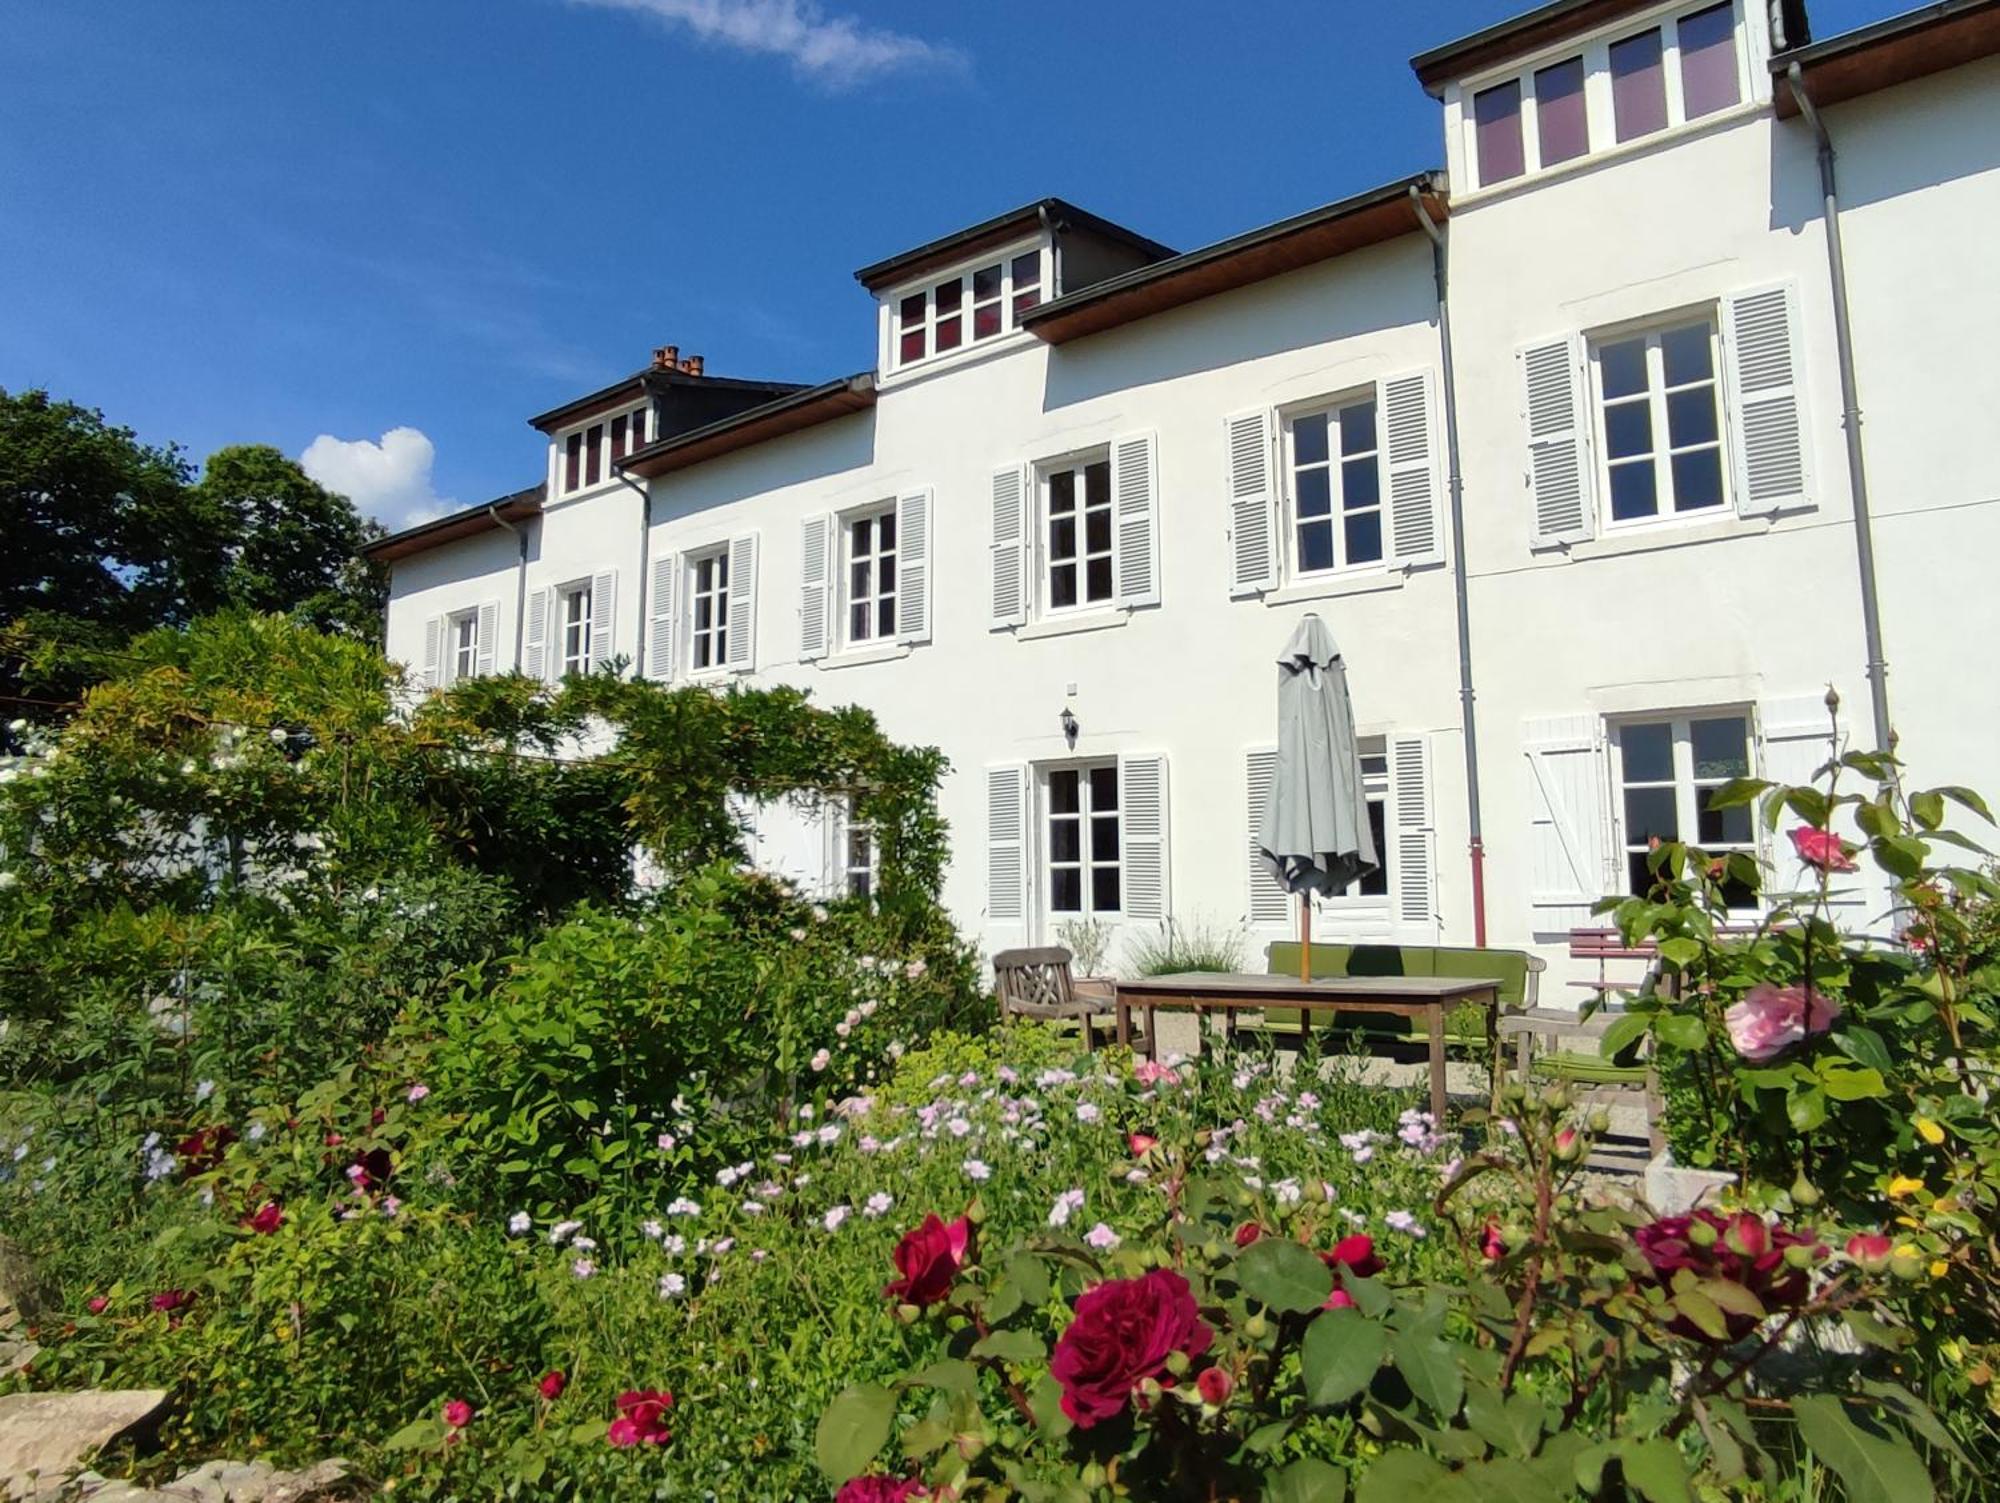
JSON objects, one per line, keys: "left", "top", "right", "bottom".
{"left": 1408, "top": 183, "right": 1489, "bottom": 948}
{"left": 616, "top": 464, "right": 652, "bottom": 681}
{"left": 1785, "top": 63, "right": 1894, "bottom": 754}
{"left": 486, "top": 504, "right": 528, "bottom": 674}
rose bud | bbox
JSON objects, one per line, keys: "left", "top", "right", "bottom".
{"left": 1196, "top": 1367, "right": 1233, "bottom": 1407}
{"left": 1845, "top": 1233, "right": 1893, "bottom": 1274}
{"left": 1791, "top": 1171, "right": 1822, "bottom": 1208}
{"left": 1234, "top": 1222, "right": 1264, "bottom": 1248}
{"left": 1783, "top": 1242, "right": 1819, "bottom": 1270}
{"left": 85, "top": 1296, "right": 109, "bottom": 1315}
{"left": 1553, "top": 1128, "right": 1581, "bottom": 1161}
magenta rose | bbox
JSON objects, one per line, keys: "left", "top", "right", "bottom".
{"left": 833, "top": 1476, "right": 929, "bottom": 1502}
{"left": 1724, "top": 982, "right": 1840, "bottom": 1062}
{"left": 1050, "top": 1267, "right": 1213, "bottom": 1428}
{"left": 1635, "top": 1210, "right": 1825, "bottom": 1343}
{"left": 1789, "top": 826, "right": 1858, "bottom": 873}
{"left": 883, "top": 1214, "right": 970, "bottom": 1308}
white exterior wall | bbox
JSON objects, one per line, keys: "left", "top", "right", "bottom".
{"left": 384, "top": 528, "right": 524, "bottom": 688}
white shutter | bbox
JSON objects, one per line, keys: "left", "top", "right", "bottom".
{"left": 799, "top": 513, "right": 832, "bottom": 661}
{"left": 1112, "top": 432, "right": 1159, "bottom": 607}
{"left": 1245, "top": 748, "right": 1295, "bottom": 927}
{"left": 647, "top": 552, "right": 676, "bottom": 681}
{"left": 896, "top": 489, "right": 932, "bottom": 644}
{"left": 986, "top": 764, "right": 1029, "bottom": 930}
{"left": 1521, "top": 335, "right": 1594, "bottom": 546}
{"left": 589, "top": 569, "right": 616, "bottom": 670}
{"left": 1226, "top": 409, "right": 1277, "bottom": 596}
{"left": 523, "top": 587, "right": 550, "bottom": 683}
{"left": 475, "top": 601, "right": 498, "bottom": 677}
{"left": 1724, "top": 284, "right": 1812, "bottom": 516}
{"left": 1119, "top": 753, "right": 1169, "bottom": 922}
{"left": 1759, "top": 695, "right": 1872, "bottom": 928}
{"left": 421, "top": 615, "right": 444, "bottom": 689}
{"left": 1382, "top": 371, "right": 1442, "bottom": 566}
{"left": 725, "top": 533, "right": 758, "bottom": 672}
{"left": 990, "top": 464, "right": 1029, "bottom": 629}
{"left": 1523, "top": 713, "right": 1612, "bottom": 935}
{"left": 1391, "top": 735, "right": 1437, "bottom": 934}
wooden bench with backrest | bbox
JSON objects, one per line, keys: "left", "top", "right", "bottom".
{"left": 991, "top": 946, "right": 1142, "bottom": 1054}
{"left": 1237, "top": 941, "right": 1545, "bottom": 1059}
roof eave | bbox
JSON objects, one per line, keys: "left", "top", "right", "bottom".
{"left": 363, "top": 487, "right": 545, "bottom": 564}
{"left": 1410, "top": 0, "right": 1661, "bottom": 94}
{"left": 618, "top": 374, "right": 878, "bottom": 481}
{"left": 854, "top": 197, "right": 1175, "bottom": 293}
{"left": 1772, "top": 0, "right": 2000, "bottom": 116}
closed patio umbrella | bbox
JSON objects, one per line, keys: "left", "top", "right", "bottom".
{"left": 1257, "top": 613, "right": 1378, "bottom": 980}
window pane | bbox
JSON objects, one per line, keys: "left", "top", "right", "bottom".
{"left": 1671, "top": 449, "right": 1725, "bottom": 511}
{"left": 934, "top": 313, "right": 962, "bottom": 353}
{"left": 1474, "top": 79, "right": 1525, "bottom": 185}
{"left": 1624, "top": 785, "right": 1680, "bottom": 843}
{"left": 1342, "top": 456, "right": 1379, "bottom": 511}
{"left": 1091, "top": 815, "right": 1120, "bottom": 860}
{"left": 611, "top": 414, "right": 627, "bottom": 459}
{"left": 1623, "top": 722, "right": 1674, "bottom": 782}
{"left": 934, "top": 281, "right": 962, "bottom": 314}
{"left": 1338, "top": 400, "right": 1377, "bottom": 455}
{"left": 1346, "top": 511, "right": 1383, "bottom": 564}
{"left": 1719, "top": 868, "right": 1760, "bottom": 910}
{"left": 878, "top": 598, "right": 895, "bottom": 635}
{"left": 1678, "top": 3, "right": 1740, "bottom": 120}
{"left": 694, "top": 595, "right": 711, "bottom": 631}
{"left": 717, "top": 554, "right": 729, "bottom": 588}
{"left": 1012, "top": 290, "right": 1040, "bottom": 319}
{"left": 900, "top": 329, "right": 925, "bottom": 363}
{"left": 1609, "top": 461, "right": 1658, "bottom": 520}
{"left": 1698, "top": 802, "right": 1753, "bottom": 844}
{"left": 564, "top": 433, "right": 581, "bottom": 491}
{"left": 1050, "top": 819, "right": 1081, "bottom": 862}
{"left": 1051, "top": 868, "right": 1082, "bottom": 912}
{"left": 972, "top": 264, "right": 1002, "bottom": 300}
{"left": 850, "top": 601, "right": 869, "bottom": 640}
{"left": 879, "top": 552, "right": 895, "bottom": 590}
{"left": 973, "top": 303, "right": 1002, "bottom": 339}
{"left": 1085, "top": 460, "right": 1111, "bottom": 506}
{"left": 1051, "top": 564, "right": 1077, "bottom": 608}
{"left": 1048, "top": 469, "right": 1075, "bottom": 515}
{"left": 1089, "top": 765, "right": 1119, "bottom": 810}
{"left": 1600, "top": 337, "right": 1649, "bottom": 399}
{"left": 1360, "top": 800, "right": 1389, "bottom": 896}
{"left": 1011, "top": 252, "right": 1041, "bottom": 290}
{"left": 1690, "top": 716, "right": 1749, "bottom": 778}
{"left": 1611, "top": 29, "right": 1668, "bottom": 141}
{"left": 1293, "top": 412, "right": 1329, "bottom": 466}
{"left": 1050, "top": 516, "right": 1077, "bottom": 561}
{"left": 1628, "top": 851, "right": 1659, "bottom": 896}
{"left": 1085, "top": 506, "right": 1112, "bottom": 554}
{"left": 1535, "top": 56, "right": 1589, "bottom": 166}
{"left": 850, "top": 560, "right": 870, "bottom": 598}
{"left": 851, "top": 516, "right": 873, "bottom": 554}
{"left": 1605, "top": 401, "right": 1654, "bottom": 460}
{"left": 1666, "top": 387, "right": 1718, "bottom": 447}
{"left": 585, "top": 425, "right": 603, "bottom": 486}
{"left": 879, "top": 513, "right": 896, "bottom": 549}
{"left": 1661, "top": 324, "right": 1713, "bottom": 385}
{"left": 1091, "top": 866, "right": 1121, "bottom": 914}
{"left": 1296, "top": 467, "right": 1331, "bottom": 518}
{"left": 1049, "top": 769, "right": 1080, "bottom": 814}
{"left": 1085, "top": 556, "right": 1113, "bottom": 601}
{"left": 900, "top": 293, "right": 926, "bottom": 327}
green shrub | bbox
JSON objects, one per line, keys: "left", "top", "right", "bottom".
{"left": 1123, "top": 915, "right": 1247, "bottom": 977}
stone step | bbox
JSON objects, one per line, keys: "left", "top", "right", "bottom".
{"left": 0, "top": 1390, "right": 168, "bottom": 1500}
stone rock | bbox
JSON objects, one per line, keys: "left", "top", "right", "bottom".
{"left": 261, "top": 1462, "right": 351, "bottom": 1503}
{"left": 0, "top": 1390, "right": 168, "bottom": 1500}
{"left": 155, "top": 1460, "right": 278, "bottom": 1502}
{"left": 61, "top": 1458, "right": 352, "bottom": 1503}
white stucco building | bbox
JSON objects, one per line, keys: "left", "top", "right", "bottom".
{"left": 368, "top": 0, "right": 2000, "bottom": 991}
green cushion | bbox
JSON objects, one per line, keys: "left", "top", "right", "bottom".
{"left": 1531, "top": 1049, "right": 1650, "bottom": 1085}
{"left": 1259, "top": 941, "right": 1528, "bottom": 1045}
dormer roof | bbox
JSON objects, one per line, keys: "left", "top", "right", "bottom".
{"left": 526, "top": 366, "right": 807, "bottom": 435}
{"left": 853, "top": 198, "right": 1175, "bottom": 294}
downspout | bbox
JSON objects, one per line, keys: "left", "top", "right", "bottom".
{"left": 486, "top": 504, "right": 528, "bottom": 674}
{"left": 615, "top": 462, "right": 652, "bottom": 681}
{"left": 1409, "top": 182, "right": 1489, "bottom": 948}
{"left": 1785, "top": 63, "right": 1893, "bottom": 753}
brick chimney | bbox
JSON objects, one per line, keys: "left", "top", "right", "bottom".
{"left": 682, "top": 354, "right": 705, "bottom": 377}
{"left": 651, "top": 344, "right": 679, "bottom": 370}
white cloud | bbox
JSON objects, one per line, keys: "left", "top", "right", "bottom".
{"left": 573, "top": 0, "right": 967, "bottom": 89}
{"left": 300, "top": 427, "right": 454, "bottom": 531}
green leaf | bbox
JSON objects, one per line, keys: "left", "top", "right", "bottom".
{"left": 1669, "top": 1287, "right": 1731, "bottom": 1343}
{"left": 981, "top": 1275, "right": 1023, "bottom": 1325}
{"left": 1006, "top": 1251, "right": 1050, "bottom": 1306}
{"left": 1600, "top": 1010, "right": 1653, "bottom": 1058}
{"left": 1876, "top": 834, "right": 1929, "bottom": 879}
{"left": 903, "top": 1359, "right": 977, "bottom": 1395}
{"left": 1654, "top": 1013, "right": 1709, "bottom": 1051}
{"left": 1619, "top": 1438, "right": 1692, "bottom": 1503}
{"left": 970, "top": 1329, "right": 1045, "bottom": 1364}
{"left": 1344, "top": 1274, "right": 1392, "bottom": 1318}
{"left": 1793, "top": 1395, "right": 1936, "bottom": 1503}
{"left": 1235, "top": 1236, "right": 1333, "bottom": 1313}
{"left": 1027, "top": 1373, "right": 1072, "bottom": 1440}
{"left": 1831, "top": 1025, "right": 1893, "bottom": 1075}
{"left": 1698, "top": 1278, "right": 1766, "bottom": 1322}
{"left": 1705, "top": 777, "right": 1768, "bottom": 809}
{"left": 1820, "top": 1064, "right": 1888, "bottom": 1101}
{"left": 1786, "top": 1085, "right": 1828, "bottom": 1132}
{"left": 1389, "top": 1327, "right": 1464, "bottom": 1420}
{"left": 1265, "top": 1457, "right": 1348, "bottom": 1503}
{"left": 1938, "top": 784, "right": 1993, "bottom": 821}
{"left": 1856, "top": 1380, "right": 1973, "bottom": 1469}
{"left": 1356, "top": 1450, "right": 1449, "bottom": 1503}
{"left": 1784, "top": 786, "right": 1831, "bottom": 827}
{"left": 1302, "top": 1307, "right": 1387, "bottom": 1409}
{"left": 1245, "top": 1420, "right": 1294, "bottom": 1456}
{"left": 815, "top": 1382, "right": 897, "bottom": 1484}
{"left": 1909, "top": 790, "right": 1945, "bottom": 831}
{"left": 383, "top": 1418, "right": 448, "bottom": 1452}
{"left": 1463, "top": 1379, "right": 1546, "bottom": 1459}
{"left": 1843, "top": 1310, "right": 1914, "bottom": 1351}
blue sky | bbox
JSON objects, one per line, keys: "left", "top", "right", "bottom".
{"left": 2, "top": 0, "right": 1887, "bottom": 529}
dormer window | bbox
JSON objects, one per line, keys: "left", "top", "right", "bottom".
{"left": 556, "top": 403, "right": 652, "bottom": 497}
{"left": 891, "top": 247, "right": 1047, "bottom": 371}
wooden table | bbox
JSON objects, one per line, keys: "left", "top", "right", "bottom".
{"left": 1113, "top": 971, "right": 1502, "bottom": 1123}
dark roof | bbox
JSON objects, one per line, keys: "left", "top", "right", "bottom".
{"left": 618, "top": 374, "right": 877, "bottom": 480}
{"left": 854, "top": 198, "right": 1175, "bottom": 293}
{"left": 363, "top": 484, "right": 544, "bottom": 564}
{"left": 1023, "top": 174, "right": 1446, "bottom": 346}
{"left": 527, "top": 367, "right": 809, "bottom": 433}
{"left": 1774, "top": 0, "right": 2000, "bottom": 116}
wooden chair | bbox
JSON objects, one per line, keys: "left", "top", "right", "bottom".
{"left": 992, "top": 946, "right": 1140, "bottom": 1054}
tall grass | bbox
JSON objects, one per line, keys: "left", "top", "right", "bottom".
{"left": 1123, "top": 915, "right": 1247, "bottom": 977}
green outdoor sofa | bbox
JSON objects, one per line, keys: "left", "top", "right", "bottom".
{"left": 1241, "top": 941, "right": 1545, "bottom": 1057}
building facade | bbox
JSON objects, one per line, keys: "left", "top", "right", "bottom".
{"left": 369, "top": 0, "right": 2000, "bottom": 991}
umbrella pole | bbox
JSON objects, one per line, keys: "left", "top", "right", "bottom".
{"left": 1299, "top": 892, "right": 1311, "bottom": 981}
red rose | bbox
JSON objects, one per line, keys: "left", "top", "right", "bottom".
{"left": 1233, "top": 1222, "right": 1263, "bottom": 1248}
{"left": 1195, "top": 1366, "right": 1233, "bottom": 1406}
{"left": 244, "top": 1201, "right": 283, "bottom": 1236}
{"left": 175, "top": 1125, "right": 236, "bottom": 1175}
{"left": 150, "top": 1290, "right": 192, "bottom": 1314}
{"left": 1634, "top": 1211, "right": 1824, "bottom": 1343}
{"left": 1050, "top": 1268, "right": 1213, "bottom": 1429}
{"left": 834, "top": 1477, "right": 929, "bottom": 1503}
{"left": 883, "top": 1214, "right": 971, "bottom": 1307}
{"left": 1480, "top": 1222, "right": 1506, "bottom": 1261}
{"left": 1128, "top": 1132, "right": 1158, "bottom": 1157}
{"left": 538, "top": 1369, "right": 567, "bottom": 1401}
{"left": 1789, "top": 826, "right": 1857, "bottom": 873}
{"left": 442, "top": 1398, "right": 473, "bottom": 1429}
{"left": 85, "top": 1296, "right": 110, "bottom": 1315}
{"left": 1320, "top": 1233, "right": 1382, "bottom": 1309}
{"left": 607, "top": 1388, "right": 673, "bottom": 1447}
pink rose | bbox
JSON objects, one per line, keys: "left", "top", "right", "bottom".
{"left": 1133, "top": 1059, "right": 1180, "bottom": 1088}
{"left": 1724, "top": 983, "right": 1841, "bottom": 1062}
{"left": 1789, "top": 826, "right": 1857, "bottom": 873}
{"left": 442, "top": 1398, "right": 473, "bottom": 1429}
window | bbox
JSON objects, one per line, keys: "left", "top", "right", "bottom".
{"left": 1616, "top": 714, "right": 1757, "bottom": 907}
{"left": 688, "top": 549, "right": 730, "bottom": 672}
{"left": 1043, "top": 454, "right": 1114, "bottom": 611}
{"left": 557, "top": 405, "right": 649, "bottom": 495}
{"left": 844, "top": 820, "right": 877, "bottom": 901}
{"left": 1335, "top": 747, "right": 1392, "bottom": 900}
{"left": 450, "top": 611, "right": 479, "bottom": 684}
{"left": 890, "top": 247, "right": 1047, "bottom": 369}
{"left": 845, "top": 509, "right": 897, "bottom": 645}
{"left": 1473, "top": 79, "right": 1524, "bottom": 186}
{"left": 1286, "top": 396, "right": 1383, "bottom": 575}
{"left": 1593, "top": 316, "right": 1726, "bottom": 524}
{"left": 559, "top": 583, "right": 593, "bottom": 678}
{"left": 564, "top": 432, "right": 582, "bottom": 492}
{"left": 1535, "top": 56, "right": 1589, "bottom": 166}
{"left": 1678, "top": 2, "right": 1741, "bottom": 118}
{"left": 1048, "top": 764, "right": 1120, "bottom": 916}
{"left": 1609, "top": 27, "right": 1668, "bottom": 141}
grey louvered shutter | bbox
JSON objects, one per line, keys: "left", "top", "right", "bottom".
{"left": 985, "top": 764, "right": 1028, "bottom": 928}
{"left": 990, "top": 463, "right": 1029, "bottom": 629}
{"left": 1724, "top": 284, "right": 1813, "bottom": 516}
{"left": 896, "top": 489, "right": 932, "bottom": 644}
{"left": 1383, "top": 371, "right": 1442, "bottom": 566}
{"left": 523, "top": 587, "right": 550, "bottom": 682}
{"left": 1391, "top": 734, "right": 1437, "bottom": 934}
{"left": 799, "top": 513, "right": 832, "bottom": 661}
{"left": 1226, "top": 409, "right": 1277, "bottom": 596}
{"left": 1522, "top": 335, "right": 1593, "bottom": 546}
{"left": 1244, "top": 748, "right": 1294, "bottom": 927}
{"left": 647, "top": 552, "right": 676, "bottom": 680}
{"left": 589, "top": 569, "right": 616, "bottom": 670}
{"left": 725, "top": 533, "right": 758, "bottom": 672}
{"left": 1119, "top": 753, "right": 1168, "bottom": 921}
{"left": 1112, "top": 432, "right": 1159, "bottom": 607}
{"left": 475, "top": 601, "right": 498, "bottom": 677}
{"left": 421, "top": 615, "right": 444, "bottom": 689}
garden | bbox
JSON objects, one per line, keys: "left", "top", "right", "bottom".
{"left": 2, "top": 617, "right": 1998, "bottom": 1501}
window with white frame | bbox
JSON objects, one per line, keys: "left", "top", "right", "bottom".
{"left": 843, "top": 819, "right": 877, "bottom": 901}
{"left": 1614, "top": 713, "right": 1757, "bottom": 908}
{"left": 1285, "top": 395, "right": 1385, "bottom": 576}
{"left": 558, "top": 582, "right": 593, "bottom": 677}
{"left": 892, "top": 248, "right": 1046, "bottom": 370}
{"left": 688, "top": 548, "right": 730, "bottom": 672}
{"left": 558, "top": 404, "right": 650, "bottom": 496}
{"left": 1046, "top": 763, "right": 1120, "bottom": 917}
{"left": 450, "top": 610, "right": 479, "bottom": 684}
{"left": 1467, "top": 1, "right": 1745, "bottom": 189}
{"left": 1330, "top": 744, "right": 1393, "bottom": 901}
{"left": 844, "top": 507, "right": 897, "bottom": 645}
{"left": 1041, "top": 452, "right": 1114, "bottom": 612}
{"left": 1591, "top": 314, "right": 1727, "bottom": 525}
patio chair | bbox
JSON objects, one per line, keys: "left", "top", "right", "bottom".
{"left": 992, "top": 946, "right": 1142, "bottom": 1054}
